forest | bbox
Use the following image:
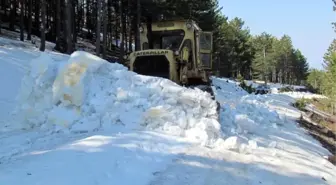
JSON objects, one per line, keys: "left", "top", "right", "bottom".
{"left": 0, "top": 0, "right": 334, "bottom": 89}
{"left": 304, "top": 0, "right": 336, "bottom": 114}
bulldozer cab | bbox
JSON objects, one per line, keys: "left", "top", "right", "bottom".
{"left": 198, "top": 31, "right": 213, "bottom": 69}
{"left": 128, "top": 19, "right": 213, "bottom": 85}
{"left": 151, "top": 30, "right": 184, "bottom": 50}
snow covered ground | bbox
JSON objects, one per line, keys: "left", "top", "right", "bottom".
{"left": 245, "top": 79, "right": 307, "bottom": 90}
{"left": 1, "top": 37, "right": 335, "bottom": 185}
{"left": 244, "top": 79, "right": 327, "bottom": 99}
{"left": 279, "top": 91, "right": 327, "bottom": 99}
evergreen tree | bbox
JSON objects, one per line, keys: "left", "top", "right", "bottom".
{"left": 307, "top": 69, "right": 325, "bottom": 93}
{"left": 292, "top": 49, "right": 309, "bottom": 84}
{"left": 251, "top": 32, "right": 274, "bottom": 82}
{"left": 0, "top": 0, "right": 310, "bottom": 83}
{"left": 323, "top": 39, "right": 336, "bottom": 72}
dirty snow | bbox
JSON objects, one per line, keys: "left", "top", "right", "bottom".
{"left": 0, "top": 37, "right": 68, "bottom": 127}
{"left": 4, "top": 50, "right": 219, "bottom": 146}
{"left": 1, "top": 37, "right": 335, "bottom": 185}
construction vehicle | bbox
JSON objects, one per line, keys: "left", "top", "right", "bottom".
{"left": 125, "top": 19, "right": 220, "bottom": 118}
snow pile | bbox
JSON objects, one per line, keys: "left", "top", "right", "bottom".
{"left": 211, "top": 77, "right": 279, "bottom": 151}
{"left": 7, "top": 51, "right": 220, "bottom": 146}
{"left": 2, "top": 32, "right": 336, "bottom": 185}
{"left": 0, "top": 37, "right": 68, "bottom": 126}
{"left": 245, "top": 80, "right": 284, "bottom": 89}
{"left": 245, "top": 80, "right": 262, "bottom": 88}
{"left": 245, "top": 80, "right": 304, "bottom": 90}
{"left": 211, "top": 78, "right": 335, "bottom": 184}
{"left": 270, "top": 87, "right": 279, "bottom": 93}
{"left": 211, "top": 77, "right": 248, "bottom": 99}
{"left": 215, "top": 96, "right": 284, "bottom": 139}
{"left": 211, "top": 77, "right": 332, "bottom": 157}
{"left": 245, "top": 80, "right": 314, "bottom": 93}
{"left": 280, "top": 91, "right": 327, "bottom": 99}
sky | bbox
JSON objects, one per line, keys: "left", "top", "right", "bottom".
{"left": 218, "top": 0, "right": 335, "bottom": 69}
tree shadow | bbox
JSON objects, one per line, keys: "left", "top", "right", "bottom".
{"left": 0, "top": 130, "right": 333, "bottom": 185}
{"left": 149, "top": 152, "right": 331, "bottom": 185}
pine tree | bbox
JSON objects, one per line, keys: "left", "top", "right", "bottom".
{"left": 27, "top": 0, "right": 33, "bottom": 40}
{"left": 20, "top": 0, "right": 25, "bottom": 41}
{"left": 96, "top": 0, "right": 102, "bottom": 55}
{"left": 65, "top": 0, "right": 73, "bottom": 54}
{"left": 323, "top": 39, "right": 336, "bottom": 71}
{"left": 251, "top": 32, "right": 274, "bottom": 82}
{"left": 0, "top": 0, "right": 312, "bottom": 80}
{"left": 40, "top": 0, "right": 46, "bottom": 51}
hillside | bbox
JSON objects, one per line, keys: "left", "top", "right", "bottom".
{"left": 0, "top": 37, "right": 335, "bottom": 185}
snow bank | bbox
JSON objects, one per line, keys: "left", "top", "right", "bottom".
{"left": 245, "top": 80, "right": 281, "bottom": 89}
{"left": 210, "top": 77, "right": 336, "bottom": 184}
{"left": 216, "top": 78, "right": 326, "bottom": 100}
{"left": 8, "top": 51, "right": 220, "bottom": 146}
{"left": 211, "top": 76, "right": 332, "bottom": 157}
{"left": 0, "top": 37, "right": 68, "bottom": 128}
{"left": 280, "top": 91, "right": 327, "bottom": 99}
{"left": 211, "top": 77, "right": 248, "bottom": 98}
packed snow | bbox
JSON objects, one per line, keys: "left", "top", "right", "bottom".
{"left": 245, "top": 79, "right": 307, "bottom": 90}
{"left": 0, "top": 37, "right": 68, "bottom": 127}
{"left": 4, "top": 50, "right": 219, "bottom": 146}
{"left": 1, "top": 37, "right": 335, "bottom": 185}
{"left": 279, "top": 91, "right": 327, "bottom": 99}
{"left": 242, "top": 78, "right": 327, "bottom": 99}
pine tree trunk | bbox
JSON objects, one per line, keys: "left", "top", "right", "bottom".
{"left": 10, "top": 0, "right": 17, "bottom": 31}
{"left": 0, "top": 9, "right": 2, "bottom": 34}
{"left": 4, "top": 1, "right": 7, "bottom": 18}
{"left": 124, "top": 15, "right": 128, "bottom": 53}
{"left": 46, "top": 2, "right": 49, "bottom": 29}
{"left": 86, "top": 0, "right": 91, "bottom": 34}
{"left": 272, "top": 67, "right": 276, "bottom": 83}
{"left": 34, "top": 0, "right": 40, "bottom": 35}
{"left": 136, "top": 0, "right": 140, "bottom": 51}
{"left": 123, "top": 15, "right": 127, "bottom": 53}
{"left": 102, "top": 0, "right": 107, "bottom": 58}
{"left": 127, "top": 0, "right": 131, "bottom": 52}
{"left": 55, "top": 0, "right": 60, "bottom": 40}
{"left": 128, "top": 20, "right": 132, "bottom": 52}
{"left": 114, "top": 10, "right": 118, "bottom": 55}
{"left": 146, "top": 16, "right": 153, "bottom": 49}
{"left": 132, "top": 15, "right": 137, "bottom": 51}
{"left": 119, "top": 0, "right": 124, "bottom": 62}
{"left": 39, "top": 0, "right": 46, "bottom": 51}
{"left": 72, "top": 2, "right": 77, "bottom": 43}
{"left": 75, "top": 4, "right": 81, "bottom": 42}
{"left": 96, "top": 0, "right": 102, "bottom": 56}
{"left": 107, "top": 0, "right": 112, "bottom": 48}
{"left": 284, "top": 53, "right": 288, "bottom": 84}
{"left": 27, "top": 0, "right": 32, "bottom": 40}
{"left": 65, "top": 0, "right": 73, "bottom": 54}
{"left": 20, "top": 0, "right": 25, "bottom": 41}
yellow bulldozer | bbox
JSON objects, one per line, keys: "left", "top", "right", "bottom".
{"left": 126, "top": 19, "right": 220, "bottom": 116}
{"left": 127, "top": 19, "right": 213, "bottom": 86}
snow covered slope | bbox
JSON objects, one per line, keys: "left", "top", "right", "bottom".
{"left": 1, "top": 38, "right": 335, "bottom": 185}
{"left": 0, "top": 37, "right": 68, "bottom": 127}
